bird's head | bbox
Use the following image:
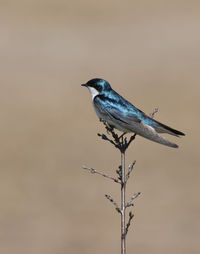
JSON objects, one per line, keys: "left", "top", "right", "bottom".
{"left": 81, "top": 78, "right": 111, "bottom": 99}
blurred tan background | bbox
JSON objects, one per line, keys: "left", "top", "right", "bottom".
{"left": 0, "top": 1, "right": 199, "bottom": 253}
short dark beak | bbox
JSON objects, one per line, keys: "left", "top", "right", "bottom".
{"left": 81, "top": 83, "right": 88, "bottom": 87}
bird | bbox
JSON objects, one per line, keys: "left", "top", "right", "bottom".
{"left": 81, "top": 78, "right": 185, "bottom": 148}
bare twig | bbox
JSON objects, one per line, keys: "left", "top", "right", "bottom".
{"left": 82, "top": 165, "right": 120, "bottom": 184}
{"left": 126, "top": 192, "right": 141, "bottom": 208}
{"left": 125, "top": 212, "right": 134, "bottom": 236}
{"left": 149, "top": 107, "right": 158, "bottom": 118}
{"left": 97, "top": 133, "right": 120, "bottom": 149}
{"left": 105, "top": 194, "right": 121, "bottom": 214}
{"left": 116, "top": 165, "right": 122, "bottom": 181}
{"left": 98, "top": 122, "right": 127, "bottom": 151}
{"left": 125, "top": 161, "right": 136, "bottom": 182}
{"left": 124, "top": 134, "right": 137, "bottom": 151}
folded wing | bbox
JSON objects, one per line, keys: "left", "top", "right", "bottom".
{"left": 94, "top": 97, "right": 180, "bottom": 148}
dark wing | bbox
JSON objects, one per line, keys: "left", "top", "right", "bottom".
{"left": 93, "top": 96, "right": 182, "bottom": 148}
{"left": 94, "top": 97, "right": 141, "bottom": 126}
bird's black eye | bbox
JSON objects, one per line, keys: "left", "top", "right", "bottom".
{"left": 91, "top": 84, "right": 102, "bottom": 92}
{"left": 96, "top": 84, "right": 102, "bottom": 92}
{"left": 86, "top": 79, "right": 103, "bottom": 92}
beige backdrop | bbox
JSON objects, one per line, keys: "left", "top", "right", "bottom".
{"left": 0, "top": 1, "right": 199, "bottom": 254}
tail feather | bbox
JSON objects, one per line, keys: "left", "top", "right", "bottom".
{"left": 134, "top": 123, "right": 179, "bottom": 148}
{"left": 152, "top": 119, "right": 185, "bottom": 137}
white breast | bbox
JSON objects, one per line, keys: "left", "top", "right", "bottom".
{"left": 87, "top": 87, "right": 99, "bottom": 100}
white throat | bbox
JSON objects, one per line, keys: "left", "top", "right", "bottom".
{"left": 87, "top": 86, "right": 99, "bottom": 100}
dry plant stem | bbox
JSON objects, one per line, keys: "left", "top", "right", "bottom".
{"left": 105, "top": 194, "right": 121, "bottom": 214}
{"left": 125, "top": 212, "right": 134, "bottom": 235}
{"left": 82, "top": 108, "right": 158, "bottom": 254}
{"left": 126, "top": 161, "right": 136, "bottom": 182}
{"left": 149, "top": 107, "right": 158, "bottom": 118}
{"left": 82, "top": 165, "right": 120, "bottom": 184}
{"left": 126, "top": 192, "right": 141, "bottom": 208}
{"left": 121, "top": 146, "right": 126, "bottom": 254}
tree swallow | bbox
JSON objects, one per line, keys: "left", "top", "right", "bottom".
{"left": 81, "top": 78, "right": 185, "bottom": 148}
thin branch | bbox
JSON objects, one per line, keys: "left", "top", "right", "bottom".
{"left": 125, "top": 212, "right": 134, "bottom": 236}
{"left": 124, "top": 134, "right": 137, "bottom": 151}
{"left": 98, "top": 121, "right": 123, "bottom": 151}
{"left": 149, "top": 107, "right": 158, "bottom": 118}
{"left": 104, "top": 123, "right": 121, "bottom": 145}
{"left": 97, "top": 133, "right": 120, "bottom": 149}
{"left": 82, "top": 165, "right": 121, "bottom": 184}
{"left": 116, "top": 165, "right": 122, "bottom": 181}
{"left": 126, "top": 192, "right": 141, "bottom": 208}
{"left": 105, "top": 194, "right": 121, "bottom": 214}
{"left": 125, "top": 161, "right": 136, "bottom": 182}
